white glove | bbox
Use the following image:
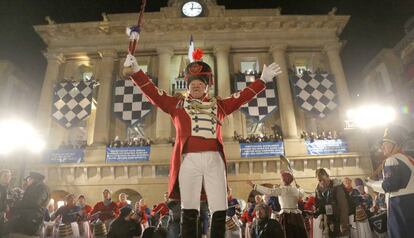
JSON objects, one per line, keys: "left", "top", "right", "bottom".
{"left": 123, "top": 54, "right": 140, "bottom": 74}
{"left": 260, "top": 63, "right": 282, "bottom": 83}
{"left": 365, "top": 178, "right": 385, "bottom": 193}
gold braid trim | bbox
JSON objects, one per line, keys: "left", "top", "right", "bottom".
{"left": 188, "top": 97, "right": 223, "bottom": 125}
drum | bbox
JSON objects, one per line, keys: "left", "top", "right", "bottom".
{"left": 225, "top": 216, "right": 238, "bottom": 231}
{"left": 58, "top": 223, "right": 73, "bottom": 238}
{"left": 91, "top": 220, "right": 108, "bottom": 237}
{"left": 368, "top": 211, "right": 387, "bottom": 235}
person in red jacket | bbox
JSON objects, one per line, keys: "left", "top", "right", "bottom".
{"left": 151, "top": 192, "right": 170, "bottom": 228}
{"left": 124, "top": 50, "right": 280, "bottom": 238}
{"left": 91, "top": 189, "right": 119, "bottom": 229}
{"left": 116, "top": 193, "right": 129, "bottom": 209}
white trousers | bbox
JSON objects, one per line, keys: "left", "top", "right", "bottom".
{"left": 179, "top": 151, "right": 228, "bottom": 213}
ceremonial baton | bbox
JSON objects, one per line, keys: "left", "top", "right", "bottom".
{"left": 128, "top": 0, "right": 147, "bottom": 54}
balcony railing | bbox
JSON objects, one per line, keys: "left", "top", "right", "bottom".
{"left": 28, "top": 153, "right": 364, "bottom": 186}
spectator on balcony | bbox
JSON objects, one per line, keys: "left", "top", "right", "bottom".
{"left": 91, "top": 189, "right": 119, "bottom": 229}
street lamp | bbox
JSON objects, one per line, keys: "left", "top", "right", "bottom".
{"left": 0, "top": 119, "right": 45, "bottom": 186}
{"left": 0, "top": 119, "right": 45, "bottom": 155}
{"left": 345, "top": 105, "right": 396, "bottom": 129}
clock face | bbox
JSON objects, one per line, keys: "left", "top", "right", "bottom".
{"left": 182, "top": 1, "right": 203, "bottom": 17}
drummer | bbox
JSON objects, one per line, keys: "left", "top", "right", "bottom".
{"left": 77, "top": 195, "right": 92, "bottom": 221}
{"left": 52, "top": 194, "right": 81, "bottom": 224}
{"left": 91, "top": 189, "right": 119, "bottom": 227}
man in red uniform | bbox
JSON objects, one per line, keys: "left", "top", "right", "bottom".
{"left": 91, "top": 189, "right": 119, "bottom": 229}
{"left": 151, "top": 192, "right": 170, "bottom": 228}
{"left": 124, "top": 51, "right": 280, "bottom": 238}
{"left": 116, "top": 193, "right": 129, "bottom": 209}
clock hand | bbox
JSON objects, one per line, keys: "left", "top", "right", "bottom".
{"left": 191, "top": 3, "right": 194, "bottom": 10}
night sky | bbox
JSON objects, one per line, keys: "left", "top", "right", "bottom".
{"left": 0, "top": 0, "right": 413, "bottom": 97}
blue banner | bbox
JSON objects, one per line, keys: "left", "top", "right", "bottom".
{"left": 240, "top": 142, "right": 284, "bottom": 158}
{"left": 305, "top": 139, "right": 348, "bottom": 155}
{"left": 43, "top": 149, "right": 84, "bottom": 163}
{"left": 106, "top": 147, "right": 150, "bottom": 162}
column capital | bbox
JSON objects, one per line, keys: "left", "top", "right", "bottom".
{"left": 269, "top": 44, "right": 288, "bottom": 54}
{"left": 42, "top": 52, "right": 65, "bottom": 64}
{"left": 213, "top": 45, "right": 231, "bottom": 55}
{"left": 156, "top": 46, "right": 174, "bottom": 56}
{"left": 323, "top": 42, "right": 343, "bottom": 53}
{"left": 98, "top": 49, "right": 118, "bottom": 59}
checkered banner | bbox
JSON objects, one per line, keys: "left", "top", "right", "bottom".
{"left": 290, "top": 72, "right": 338, "bottom": 118}
{"left": 113, "top": 79, "right": 153, "bottom": 125}
{"left": 233, "top": 73, "right": 278, "bottom": 122}
{"left": 52, "top": 81, "right": 94, "bottom": 128}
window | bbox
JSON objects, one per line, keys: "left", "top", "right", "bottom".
{"left": 240, "top": 59, "right": 258, "bottom": 74}
{"left": 295, "top": 65, "right": 308, "bottom": 75}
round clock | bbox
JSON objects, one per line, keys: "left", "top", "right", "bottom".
{"left": 182, "top": 1, "right": 203, "bottom": 17}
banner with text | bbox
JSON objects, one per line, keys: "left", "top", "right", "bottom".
{"left": 305, "top": 139, "right": 348, "bottom": 155}
{"left": 240, "top": 142, "right": 284, "bottom": 158}
{"left": 43, "top": 149, "right": 84, "bottom": 164}
{"left": 106, "top": 147, "right": 150, "bottom": 162}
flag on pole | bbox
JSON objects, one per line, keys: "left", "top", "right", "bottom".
{"left": 188, "top": 35, "right": 195, "bottom": 62}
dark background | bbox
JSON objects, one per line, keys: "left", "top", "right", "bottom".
{"left": 0, "top": 0, "right": 413, "bottom": 97}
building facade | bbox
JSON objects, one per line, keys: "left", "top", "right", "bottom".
{"left": 26, "top": 0, "right": 372, "bottom": 205}
{"left": 361, "top": 16, "right": 414, "bottom": 132}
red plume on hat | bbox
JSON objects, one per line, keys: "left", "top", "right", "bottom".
{"left": 192, "top": 48, "right": 204, "bottom": 61}
{"left": 185, "top": 47, "right": 213, "bottom": 87}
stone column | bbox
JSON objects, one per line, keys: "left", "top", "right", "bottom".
{"left": 270, "top": 44, "right": 307, "bottom": 156}
{"left": 37, "top": 52, "right": 65, "bottom": 138}
{"left": 270, "top": 44, "right": 298, "bottom": 139}
{"left": 155, "top": 46, "right": 174, "bottom": 143}
{"left": 214, "top": 45, "right": 234, "bottom": 141}
{"left": 324, "top": 42, "right": 352, "bottom": 111}
{"left": 93, "top": 49, "right": 117, "bottom": 145}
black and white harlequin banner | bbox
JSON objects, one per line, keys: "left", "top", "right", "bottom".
{"left": 52, "top": 81, "right": 94, "bottom": 128}
{"left": 291, "top": 72, "right": 338, "bottom": 118}
{"left": 233, "top": 73, "right": 278, "bottom": 122}
{"left": 113, "top": 79, "right": 153, "bottom": 125}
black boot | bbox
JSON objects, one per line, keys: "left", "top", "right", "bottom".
{"left": 180, "top": 209, "right": 199, "bottom": 238}
{"left": 210, "top": 210, "right": 226, "bottom": 238}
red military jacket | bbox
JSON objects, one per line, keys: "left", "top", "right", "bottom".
{"left": 91, "top": 201, "right": 119, "bottom": 222}
{"left": 130, "top": 70, "right": 266, "bottom": 199}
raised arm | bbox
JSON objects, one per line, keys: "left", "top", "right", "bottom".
{"left": 124, "top": 54, "right": 179, "bottom": 114}
{"left": 219, "top": 63, "right": 281, "bottom": 115}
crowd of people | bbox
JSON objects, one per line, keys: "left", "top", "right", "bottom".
{"left": 108, "top": 136, "right": 153, "bottom": 148}
{"left": 0, "top": 167, "right": 393, "bottom": 238}
{"left": 233, "top": 133, "right": 283, "bottom": 143}
{"left": 300, "top": 130, "right": 345, "bottom": 142}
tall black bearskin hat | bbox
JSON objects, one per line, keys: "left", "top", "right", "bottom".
{"left": 184, "top": 48, "right": 213, "bottom": 88}
{"left": 382, "top": 125, "right": 407, "bottom": 146}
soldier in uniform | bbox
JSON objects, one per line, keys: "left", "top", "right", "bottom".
{"left": 366, "top": 125, "right": 414, "bottom": 238}
{"left": 124, "top": 50, "right": 280, "bottom": 238}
